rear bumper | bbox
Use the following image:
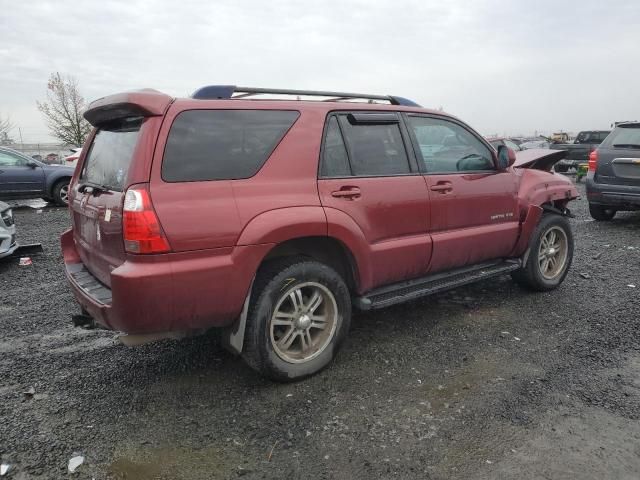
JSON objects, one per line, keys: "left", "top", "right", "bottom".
{"left": 61, "top": 229, "right": 272, "bottom": 334}
{"left": 586, "top": 175, "right": 640, "bottom": 209}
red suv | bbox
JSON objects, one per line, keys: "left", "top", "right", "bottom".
{"left": 62, "top": 86, "right": 578, "bottom": 381}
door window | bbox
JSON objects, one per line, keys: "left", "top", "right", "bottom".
{"left": 0, "top": 151, "right": 27, "bottom": 167}
{"left": 338, "top": 116, "right": 411, "bottom": 176}
{"left": 408, "top": 116, "right": 495, "bottom": 173}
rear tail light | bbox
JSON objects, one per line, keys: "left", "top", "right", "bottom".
{"left": 123, "top": 185, "right": 170, "bottom": 254}
{"left": 588, "top": 150, "right": 598, "bottom": 172}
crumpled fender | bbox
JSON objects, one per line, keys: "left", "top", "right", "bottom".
{"left": 515, "top": 168, "right": 578, "bottom": 216}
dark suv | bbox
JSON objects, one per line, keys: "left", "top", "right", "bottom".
{"left": 62, "top": 86, "right": 578, "bottom": 381}
{"left": 586, "top": 122, "right": 640, "bottom": 220}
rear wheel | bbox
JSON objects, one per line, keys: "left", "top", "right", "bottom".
{"left": 589, "top": 203, "right": 616, "bottom": 221}
{"left": 511, "top": 214, "right": 573, "bottom": 291}
{"left": 242, "top": 258, "right": 351, "bottom": 382}
{"left": 52, "top": 179, "right": 70, "bottom": 206}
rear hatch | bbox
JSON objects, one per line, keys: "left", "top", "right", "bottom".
{"left": 595, "top": 123, "right": 640, "bottom": 186}
{"left": 71, "top": 117, "right": 144, "bottom": 286}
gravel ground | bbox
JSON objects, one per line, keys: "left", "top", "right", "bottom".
{"left": 1, "top": 182, "right": 639, "bottom": 480}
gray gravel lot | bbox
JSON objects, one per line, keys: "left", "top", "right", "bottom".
{"left": 1, "top": 182, "right": 639, "bottom": 479}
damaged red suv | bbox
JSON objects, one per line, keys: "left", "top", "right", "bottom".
{"left": 62, "top": 86, "right": 578, "bottom": 381}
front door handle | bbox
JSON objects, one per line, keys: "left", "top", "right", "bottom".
{"left": 430, "top": 182, "right": 453, "bottom": 193}
{"left": 331, "top": 186, "right": 361, "bottom": 200}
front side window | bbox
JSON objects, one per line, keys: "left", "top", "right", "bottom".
{"left": 339, "top": 116, "right": 410, "bottom": 176}
{"left": 162, "top": 110, "right": 299, "bottom": 182}
{"left": 0, "top": 151, "right": 27, "bottom": 167}
{"left": 408, "top": 116, "right": 494, "bottom": 173}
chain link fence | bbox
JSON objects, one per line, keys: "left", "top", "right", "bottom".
{"left": 5, "top": 143, "right": 78, "bottom": 164}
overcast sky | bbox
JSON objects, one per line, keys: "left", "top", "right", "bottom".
{"left": 1, "top": 0, "right": 639, "bottom": 142}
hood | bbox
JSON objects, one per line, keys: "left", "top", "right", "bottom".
{"left": 514, "top": 148, "right": 567, "bottom": 171}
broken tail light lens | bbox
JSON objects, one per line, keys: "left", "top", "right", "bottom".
{"left": 123, "top": 186, "right": 170, "bottom": 254}
{"left": 588, "top": 150, "right": 598, "bottom": 172}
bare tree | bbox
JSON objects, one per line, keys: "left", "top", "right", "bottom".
{"left": 37, "top": 72, "right": 92, "bottom": 146}
{"left": 0, "top": 114, "right": 14, "bottom": 145}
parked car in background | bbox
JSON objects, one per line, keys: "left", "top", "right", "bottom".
{"left": 586, "top": 122, "right": 640, "bottom": 220}
{"left": 64, "top": 147, "right": 82, "bottom": 167}
{"left": 43, "top": 153, "right": 60, "bottom": 165}
{"left": 62, "top": 86, "right": 578, "bottom": 381}
{"left": 520, "top": 139, "right": 550, "bottom": 150}
{"left": 551, "top": 132, "right": 570, "bottom": 143}
{"left": 0, "top": 201, "right": 17, "bottom": 259}
{"left": 0, "top": 146, "right": 74, "bottom": 205}
{"left": 487, "top": 137, "right": 522, "bottom": 151}
{"left": 551, "top": 130, "right": 610, "bottom": 172}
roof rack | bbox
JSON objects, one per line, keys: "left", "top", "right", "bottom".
{"left": 191, "top": 85, "right": 421, "bottom": 107}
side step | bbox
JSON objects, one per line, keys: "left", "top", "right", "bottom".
{"left": 354, "top": 259, "right": 521, "bottom": 311}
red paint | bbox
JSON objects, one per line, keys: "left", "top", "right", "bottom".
{"left": 63, "top": 91, "right": 578, "bottom": 334}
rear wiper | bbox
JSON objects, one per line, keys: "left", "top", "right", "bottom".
{"left": 78, "top": 182, "right": 111, "bottom": 194}
{"left": 613, "top": 144, "right": 640, "bottom": 149}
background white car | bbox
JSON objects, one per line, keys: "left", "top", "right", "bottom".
{"left": 0, "top": 201, "right": 17, "bottom": 259}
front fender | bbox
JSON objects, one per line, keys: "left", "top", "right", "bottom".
{"left": 236, "top": 206, "right": 327, "bottom": 246}
{"left": 516, "top": 169, "right": 578, "bottom": 215}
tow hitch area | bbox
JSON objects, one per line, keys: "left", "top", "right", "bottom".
{"left": 71, "top": 314, "right": 95, "bottom": 329}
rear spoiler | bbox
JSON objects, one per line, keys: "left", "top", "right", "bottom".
{"left": 514, "top": 149, "right": 567, "bottom": 171}
{"left": 84, "top": 89, "right": 174, "bottom": 126}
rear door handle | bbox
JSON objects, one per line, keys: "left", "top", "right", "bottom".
{"left": 331, "top": 187, "right": 361, "bottom": 199}
{"left": 430, "top": 182, "right": 453, "bottom": 193}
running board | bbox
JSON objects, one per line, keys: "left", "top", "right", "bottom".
{"left": 354, "top": 259, "right": 521, "bottom": 311}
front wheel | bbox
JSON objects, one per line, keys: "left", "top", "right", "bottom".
{"left": 511, "top": 214, "right": 574, "bottom": 291}
{"left": 242, "top": 258, "right": 351, "bottom": 382}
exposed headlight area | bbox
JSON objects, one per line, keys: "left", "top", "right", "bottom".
{"left": 1, "top": 208, "right": 14, "bottom": 227}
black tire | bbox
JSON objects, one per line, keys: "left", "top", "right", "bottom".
{"left": 52, "top": 179, "right": 70, "bottom": 206}
{"left": 242, "top": 258, "right": 351, "bottom": 382}
{"left": 511, "top": 214, "right": 574, "bottom": 292}
{"left": 554, "top": 164, "right": 569, "bottom": 173}
{"left": 589, "top": 203, "right": 616, "bottom": 221}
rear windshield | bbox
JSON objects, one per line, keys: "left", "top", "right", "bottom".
{"left": 162, "top": 110, "right": 299, "bottom": 182}
{"left": 81, "top": 117, "right": 142, "bottom": 191}
{"left": 601, "top": 125, "right": 640, "bottom": 149}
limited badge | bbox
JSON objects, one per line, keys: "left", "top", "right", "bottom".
{"left": 104, "top": 209, "right": 112, "bottom": 222}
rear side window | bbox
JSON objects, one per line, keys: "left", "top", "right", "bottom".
{"left": 602, "top": 126, "right": 640, "bottom": 149}
{"left": 81, "top": 117, "right": 142, "bottom": 191}
{"left": 162, "top": 110, "right": 299, "bottom": 182}
{"left": 339, "top": 116, "right": 410, "bottom": 176}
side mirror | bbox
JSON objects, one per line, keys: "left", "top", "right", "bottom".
{"left": 497, "top": 145, "right": 516, "bottom": 170}
{"left": 26, "top": 161, "right": 38, "bottom": 168}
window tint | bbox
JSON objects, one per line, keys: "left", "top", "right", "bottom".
{"left": 0, "top": 151, "right": 27, "bottom": 167}
{"left": 320, "top": 117, "right": 351, "bottom": 177}
{"left": 81, "top": 117, "right": 142, "bottom": 191}
{"left": 408, "top": 116, "right": 494, "bottom": 173}
{"left": 162, "top": 110, "right": 299, "bottom": 182}
{"left": 339, "top": 116, "right": 410, "bottom": 176}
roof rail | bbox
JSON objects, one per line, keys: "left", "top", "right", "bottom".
{"left": 191, "top": 85, "right": 421, "bottom": 107}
